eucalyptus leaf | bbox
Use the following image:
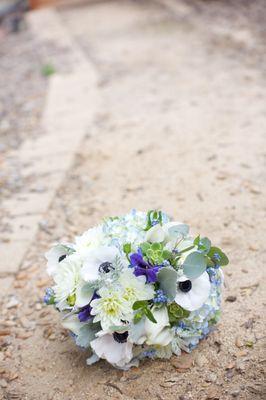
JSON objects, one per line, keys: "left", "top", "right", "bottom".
{"left": 183, "top": 251, "right": 207, "bottom": 279}
{"left": 75, "top": 323, "right": 98, "bottom": 348}
{"left": 168, "top": 224, "right": 189, "bottom": 239}
{"left": 157, "top": 267, "right": 178, "bottom": 301}
{"left": 198, "top": 237, "right": 211, "bottom": 253}
{"left": 208, "top": 246, "right": 229, "bottom": 266}
{"left": 109, "top": 324, "right": 129, "bottom": 332}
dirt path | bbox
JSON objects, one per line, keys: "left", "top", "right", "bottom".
{"left": 1, "top": 1, "right": 265, "bottom": 399}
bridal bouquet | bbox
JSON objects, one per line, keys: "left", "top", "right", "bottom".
{"left": 44, "top": 210, "right": 229, "bottom": 369}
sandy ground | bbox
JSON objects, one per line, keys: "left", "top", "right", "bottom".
{"left": 1, "top": 0, "right": 266, "bottom": 399}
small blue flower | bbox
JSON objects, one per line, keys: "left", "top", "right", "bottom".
{"left": 153, "top": 289, "right": 168, "bottom": 304}
{"left": 213, "top": 252, "right": 221, "bottom": 261}
{"left": 142, "top": 349, "right": 156, "bottom": 359}
{"left": 177, "top": 321, "right": 187, "bottom": 329}
{"left": 43, "top": 287, "right": 55, "bottom": 305}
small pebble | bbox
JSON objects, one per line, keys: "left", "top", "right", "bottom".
{"left": 0, "top": 379, "right": 8, "bottom": 388}
{"left": 226, "top": 296, "right": 237, "bottom": 302}
{"left": 205, "top": 372, "right": 217, "bottom": 383}
{"left": 230, "top": 388, "right": 240, "bottom": 397}
{"left": 6, "top": 297, "right": 20, "bottom": 309}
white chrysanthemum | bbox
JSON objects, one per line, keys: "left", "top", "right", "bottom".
{"left": 175, "top": 272, "right": 211, "bottom": 311}
{"left": 119, "top": 269, "right": 155, "bottom": 305}
{"left": 90, "top": 330, "right": 133, "bottom": 369}
{"left": 74, "top": 226, "right": 107, "bottom": 254}
{"left": 53, "top": 254, "right": 82, "bottom": 309}
{"left": 90, "top": 286, "right": 132, "bottom": 331}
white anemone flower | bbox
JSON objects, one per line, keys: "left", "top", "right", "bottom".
{"left": 130, "top": 306, "right": 174, "bottom": 347}
{"left": 53, "top": 254, "right": 82, "bottom": 310}
{"left": 80, "top": 246, "right": 123, "bottom": 282}
{"left": 90, "top": 286, "right": 132, "bottom": 331}
{"left": 175, "top": 272, "right": 211, "bottom": 311}
{"left": 119, "top": 269, "right": 154, "bottom": 305}
{"left": 45, "top": 244, "right": 71, "bottom": 277}
{"left": 90, "top": 330, "right": 133, "bottom": 368}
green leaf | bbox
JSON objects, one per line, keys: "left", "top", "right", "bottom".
{"left": 41, "top": 63, "right": 55, "bottom": 77}
{"left": 183, "top": 251, "right": 207, "bottom": 279}
{"left": 144, "top": 210, "right": 153, "bottom": 231}
{"left": 133, "top": 311, "right": 144, "bottom": 324}
{"left": 157, "top": 267, "right": 178, "bottom": 301}
{"left": 132, "top": 300, "right": 148, "bottom": 310}
{"left": 144, "top": 308, "right": 157, "bottom": 323}
{"left": 194, "top": 235, "right": 200, "bottom": 246}
{"left": 208, "top": 247, "right": 229, "bottom": 266}
{"left": 177, "top": 245, "right": 195, "bottom": 255}
{"left": 123, "top": 243, "right": 131, "bottom": 255}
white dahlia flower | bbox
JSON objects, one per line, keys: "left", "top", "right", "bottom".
{"left": 90, "top": 286, "right": 132, "bottom": 331}
{"left": 53, "top": 254, "right": 82, "bottom": 310}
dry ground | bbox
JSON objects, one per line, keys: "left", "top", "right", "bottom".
{"left": 0, "top": 1, "right": 266, "bottom": 399}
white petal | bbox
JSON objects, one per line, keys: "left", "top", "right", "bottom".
{"left": 144, "top": 307, "right": 173, "bottom": 346}
{"left": 175, "top": 272, "right": 211, "bottom": 311}
{"left": 128, "top": 318, "right": 146, "bottom": 344}
{"left": 61, "top": 314, "right": 82, "bottom": 336}
{"left": 81, "top": 246, "right": 119, "bottom": 282}
{"left": 45, "top": 244, "right": 67, "bottom": 276}
{"left": 145, "top": 224, "right": 166, "bottom": 243}
{"left": 90, "top": 333, "right": 133, "bottom": 367}
{"left": 146, "top": 328, "right": 174, "bottom": 347}
{"left": 75, "top": 283, "right": 94, "bottom": 307}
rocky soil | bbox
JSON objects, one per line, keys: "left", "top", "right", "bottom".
{"left": 0, "top": 1, "right": 265, "bottom": 399}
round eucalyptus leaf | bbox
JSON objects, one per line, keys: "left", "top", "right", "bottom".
{"left": 183, "top": 251, "right": 207, "bottom": 279}
{"left": 157, "top": 267, "right": 178, "bottom": 301}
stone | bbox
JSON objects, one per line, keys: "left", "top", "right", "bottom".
{"left": 171, "top": 353, "right": 194, "bottom": 370}
{"left": 225, "top": 296, "right": 237, "bottom": 302}
{"left": 205, "top": 373, "right": 217, "bottom": 383}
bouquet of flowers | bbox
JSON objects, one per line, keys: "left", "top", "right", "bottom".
{"left": 44, "top": 210, "right": 229, "bottom": 369}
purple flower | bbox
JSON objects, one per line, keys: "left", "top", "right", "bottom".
{"left": 78, "top": 304, "right": 93, "bottom": 322}
{"left": 130, "top": 249, "right": 159, "bottom": 283}
{"left": 78, "top": 292, "right": 99, "bottom": 322}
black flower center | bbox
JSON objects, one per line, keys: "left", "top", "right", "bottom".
{"left": 178, "top": 280, "right": 192, "bottom": 293}
{"left": 98, "top": 262, "right": 114, "bottom": 273}
{"left": 113, "top": 331, "right": 129, "bottom": 343}
{"left": 58, "top": 254, "right": 67, "bottom": 263}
